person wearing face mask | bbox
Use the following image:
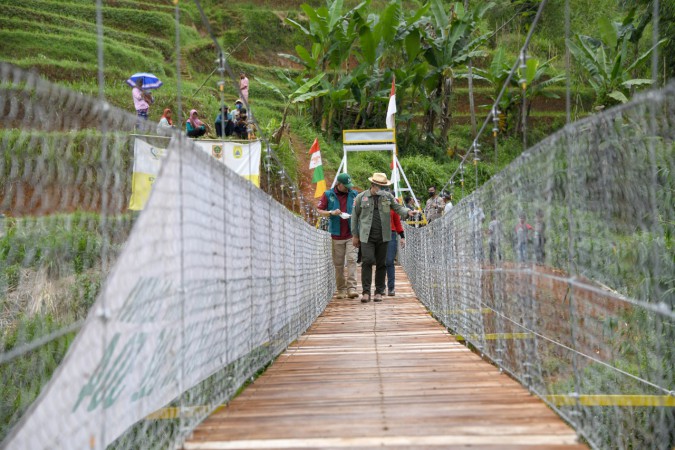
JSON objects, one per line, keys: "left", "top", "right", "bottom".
{"left": 233, "top": 99, "right": 244, "bottom": 121}
{"left": 351, "top": 173, "right": 417, "bottom": 303}
{"left": 424, "top": 186, "right": 445, "bottom": 223}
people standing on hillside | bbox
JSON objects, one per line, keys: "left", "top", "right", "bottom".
{"left": 157, "top": 108, "right": 173, "bottom": 132}
{"left": 233, "top": 108, "right": 248, "bottom": 139}
{"left": 132, "top": 79, "right": 153, "bottom": 127}
{"left": 186, "top": 109, "right": 206, "bottom": 138}
{"left": 515, "top": 211, "right": 533, "bottom": 263}
{"left": 385, "top": 199, "right": 406, "bottom": 297}
{"left": 317, "top": 173, "right": 360, "bottom": 300}
{"left": 351, "top": 173, "right": 416, "bottom": 303}
{"left": 487, "top": 210, "right": 502, "bottom": 265}
{"left": 215, "top": 106, "right": 233, "bottom": 137}
{"left": 233, "top": 99, "right": 244, "bottom": 120}
{"left": 534, "top": 208, "right": 546, "bottom": 264}
{"left": 424, "top": 186, "right": 444, "bottom": 223}
{"left": 240, "top": 73, "right": 249, "bottom": 103}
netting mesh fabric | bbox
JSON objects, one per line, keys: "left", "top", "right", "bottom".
{"left": 1, "top": 63, "right": 334, "bottom": 449}
{"left": 402, "top": 82, "right": 675, "bottom": 450}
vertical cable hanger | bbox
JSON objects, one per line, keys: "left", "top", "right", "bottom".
{"left": 519, "top": 49, "right": 528, "bottom": 151}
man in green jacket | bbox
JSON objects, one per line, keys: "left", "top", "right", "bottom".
{"left": 352, "top": 173, "right": 416, "bottom": 302}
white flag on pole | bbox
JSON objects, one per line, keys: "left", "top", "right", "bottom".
{"left": 385, "top": 76, "right": 396, "bottom": 130}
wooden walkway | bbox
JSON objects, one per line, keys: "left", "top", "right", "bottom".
{"left": 184, "top": 267, "right": 584, "bottom": 449}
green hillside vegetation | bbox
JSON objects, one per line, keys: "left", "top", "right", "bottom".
{"left": 2, "top": 0, "right": 668, "bottom": 198}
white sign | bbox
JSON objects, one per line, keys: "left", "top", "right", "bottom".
{"left": 128, "top": 136, "right": 168, "bottom": 211}
{"left": 192, "top": 140, "right": 262, "bottom": 187}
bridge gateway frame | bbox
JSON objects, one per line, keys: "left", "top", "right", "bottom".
{"left": 332, "top": 129, "right": 422, "bottom": 211}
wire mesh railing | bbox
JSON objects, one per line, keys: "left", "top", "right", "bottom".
{"left": 401, "top": 82, "right": 675, "bottom": 450}
{"left": 0, "top": 62, "right": 334, "bottom": 449}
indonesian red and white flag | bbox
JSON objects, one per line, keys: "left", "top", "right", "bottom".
{"left": 385, "top": 76, "right": 397, "bottom": 130}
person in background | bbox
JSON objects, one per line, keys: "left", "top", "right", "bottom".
{"left": 534, "top": 208, "right": 546, "bottom": 264}
{"left": 424, "top": 186, "right": 444, "bottom": 223}
{"left": 157, "top": 108, "right": 173, "bottom": 130}
{"left": 385, "top": 197, "right": 405, "bottom": 297}
{"left": 515, "top": 211, "right": 533, "bottom": 263}
{"left": 132, "top": 79, "right": 152, "bottom": 127}
{"left": 469, "top": 201, "right": 486, "bottom": 261}
{"left": 186, "top": 109, "right": 206, "bottom": 138}
{"left": 442, "top": 192, "right": 453, "bottom": 215}
{"left": 317, "top": 173, "right": 360, "bottom": 300}
{"left": 240, "top": 73, "right": 249, "bottom": 103}
{"left": 403, "top": 195, "right": 421, "bottom": 227}
{"left": 487, "top": 210, "right": 502, "bottom": 265}
{"left": 351, "top": 173, "right": 416, "bottom": 303}
{"left": 233, "top": 108, "right": 248, "bottom": 139}
{"left": 233, "top": 99, "right": 244, "bottom": 120}
{"left": 215, "top": 106, "right": 233, "bottom": 137}
{"left": 404, "top": 196, "right": 415, "bottom": 210}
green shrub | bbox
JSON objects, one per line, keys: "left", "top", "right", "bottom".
{"left": 0, "top": 313, "right": 76, "bottom": 441}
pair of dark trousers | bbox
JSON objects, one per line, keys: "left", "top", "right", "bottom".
{"left": 385, "top": 229, "right": 397, "bottom": 292}
{"left": 361, "top": 239, "right": 388, "bottom": 295}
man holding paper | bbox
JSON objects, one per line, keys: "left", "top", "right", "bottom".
{"left": 317, "top": 173, "right": 359, "bottom": 299}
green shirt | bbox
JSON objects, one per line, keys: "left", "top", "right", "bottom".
{"left": 351, "top": 189, "right": 410, "bottom": 243}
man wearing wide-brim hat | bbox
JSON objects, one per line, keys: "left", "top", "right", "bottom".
{"left": 352, "top": 173, "right": 417, "bottom": 302}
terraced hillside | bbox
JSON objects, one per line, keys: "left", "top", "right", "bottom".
{"left": 0, "top": 0, "right": 599, "bottom": 199}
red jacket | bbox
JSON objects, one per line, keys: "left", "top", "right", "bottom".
{"left": 390, "top": 210, "right": 404, "bottom": 233}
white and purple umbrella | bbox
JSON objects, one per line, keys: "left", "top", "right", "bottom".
{"left": 126, "top": 72, "right": 163, "bottom": 89}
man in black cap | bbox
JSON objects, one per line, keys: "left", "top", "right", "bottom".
{"left": 317, "top": 173, "right": 360, "bottom": 299}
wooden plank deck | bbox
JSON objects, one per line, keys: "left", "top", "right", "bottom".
{"left": 184, "top": 267, "right": 585, "bottom": 449}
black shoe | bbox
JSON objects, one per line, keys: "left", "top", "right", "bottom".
{"left": 388, "top": 290, "right": 395, "bottom": 296}
{"left": 361, "top": 293, "right": 371, "bottom": 303}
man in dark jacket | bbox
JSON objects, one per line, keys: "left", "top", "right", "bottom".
{"left": 351, "top": 173, "right": 416, "bottom": 303}
{"left": 317, "top": 173, "right": 359, "bottom": 299}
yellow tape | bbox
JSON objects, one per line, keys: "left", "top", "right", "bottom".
{"left": 454, "top": 332, "right": 533, "bottom": 341}
{"left": 146, "top": 395, "right": 675, "bottom": 421}
{"left": 446, "top": 308, "right": 492, "bottom": 315}
{"left": 146, "top": 404, "right": 225, "bottom": 420}
{"left": 546, "top": 395, "right": 675, "bottom": 407}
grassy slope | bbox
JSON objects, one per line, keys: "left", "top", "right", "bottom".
{"left": 0, "top": 0, "right": 598, "bottom": 199}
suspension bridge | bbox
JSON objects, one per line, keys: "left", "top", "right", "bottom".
{"left": 1, "top": 0, "right": 674, "bottom": 448}
{"left": 0, "top": 60, "right": 672, "bottom": 450}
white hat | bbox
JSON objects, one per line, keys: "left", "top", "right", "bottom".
{"left": 368, "top": 172, "right": 392, "bottom": 186}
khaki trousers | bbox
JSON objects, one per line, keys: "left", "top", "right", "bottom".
{"left": 332, "top": 238, "right": 357, "bottom": 292}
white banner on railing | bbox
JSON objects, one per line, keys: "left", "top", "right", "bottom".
{"left": 192, "top": 139, "right": 261, "bottom": 187}
{"left": 3, "top": 139, "right": 332, "bottom": 450}
{"left": 129, "top": 138, "right": 262, "bottom": 211}
{"left": 128, "top": 136, "right": 168, "bottom": 211}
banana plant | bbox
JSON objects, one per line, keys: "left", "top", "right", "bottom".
{"left": 516, "top": 57, "right": 566, "bottom": 129}
{"left": 281, "top": 1, "right": 366, "bottom": 127}
{"left": 419, "top": 1, "right": 493, "bottom": 143}
{"left": 568, "top": 10, "right": 665, "bottom": 107}
{"left": 470, "top": 47, "right": 518, "bottom": 133}
{"left": 257, "top": 72, "right": 328, "bottom": 143}
{"left": 350, "top": 1, "right": 404, "bottom": 127}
